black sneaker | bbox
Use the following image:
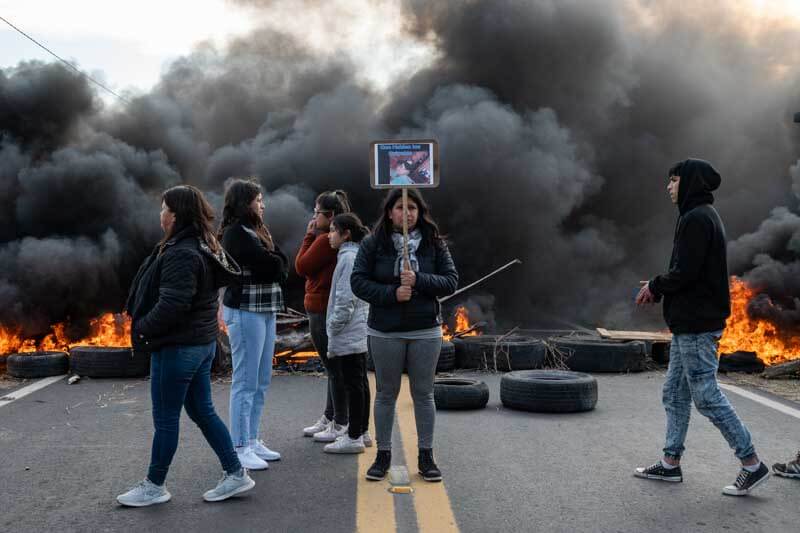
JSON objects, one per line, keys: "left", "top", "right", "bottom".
{"left": 772, "top": 451, "right": 800, "bottom": 479}
{"left": 722, "top": 462, "right": 770, "bottom": 496}
{"left": 418, "top": 449, "right": 442, "bottom": 482}
{"left": 366, "top": 450, "right": 391, "bottom": 481}
{"left": 634, "top": 461, "right": 683, "bottom": 482}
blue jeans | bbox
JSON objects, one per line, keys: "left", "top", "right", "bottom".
{"left": 148, "top": 341, "right": 240, "bottom": 486}
{"left": 224, "top": 306, "right": 276, "bottom": 448}
{"left": 662, "top": 331, "right": 756, "bottom": 461}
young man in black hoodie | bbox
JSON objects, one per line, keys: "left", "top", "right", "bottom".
{"left": 634, "top": 159, "right": 769, "bottom": 496}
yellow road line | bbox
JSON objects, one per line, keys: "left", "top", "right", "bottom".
{"left": 356, "top": 373, "right": 396, "bottom": 533}
{"left": 397, "top": 375, "right": 460, "bottom": 533}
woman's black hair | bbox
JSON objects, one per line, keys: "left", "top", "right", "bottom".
{"left": 316, "top": 190, "right": 351, "bottom": 216}
{"left": 218, "top": 177, "right": 274, "bottom": 250}
{"left": 331, "top": 213, "right": 369, "bottom": 243}
{"left": 372, "top": 188, "right": 443, "bottom": 250}
{"left": 160, "top": 185, "right": 220, "bottom": 253}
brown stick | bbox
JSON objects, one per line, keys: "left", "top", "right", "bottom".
{"left": 439, "top": 259, "right": 522, "bottom": 303}
{"left": 452, "top": 321, "right": 487, "bottom": 338}
{"left": 402, "top": 188, "right": 410, "bottom": 270}
{"left": 763, "top": 359, "right": 800, "bottom": 379}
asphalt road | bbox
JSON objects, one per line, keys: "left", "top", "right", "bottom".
{"left": 0, "top": 370, "right": 799, "bottom": 533}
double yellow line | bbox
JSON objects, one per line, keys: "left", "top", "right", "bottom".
{"left": 356, "top": 375, "right": 460, "bottom": 533}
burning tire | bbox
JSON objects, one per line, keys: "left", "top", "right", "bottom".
{"left": 500, "top": 370, "right": 597, "bottom": 413}
{"left": 69, "top": 347, "right": 150, "bottom": 378}
{"left": 549, "top": 337, "right": 646, "bottom": 373}
{"left": 453, "top": 335, "right": 546, "bottom": 371}
{"left": 434, "top": 378, "right": 489, "bottom": 410}
{"left": 6, "top": 351, "right": 68, "bottom": 379}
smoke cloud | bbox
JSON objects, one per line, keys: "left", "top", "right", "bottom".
{"left": 3, "top": 0, "right": 800, "bottom": 341}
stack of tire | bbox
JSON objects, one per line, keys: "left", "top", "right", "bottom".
{"left": 452, "top": 335, "right": 546, "bottom": 371}
{"left": 548, "top": 336, "right": 647, "bottom": 373}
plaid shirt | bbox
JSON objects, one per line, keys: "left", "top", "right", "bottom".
{"left": 239, "top": 268, "right": 284, "bottom": 313}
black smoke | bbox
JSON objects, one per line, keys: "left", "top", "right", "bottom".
{"left": 3, "top": 0, "right": 800, "bottom": 341}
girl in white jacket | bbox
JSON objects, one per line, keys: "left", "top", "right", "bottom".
{"left": 323, "top": 213, "right": 371, "bottom": 454}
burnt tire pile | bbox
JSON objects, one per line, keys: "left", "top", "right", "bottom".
{"left": 549, "top": 337, "right": 647, "bottom": 373}
{"left": 500, "top": 370, "right": 598, "bottom": 413}
{"left": 453, "top": 335, "right": 546, "bottom": 371}
{"left": 69, "top": 347, "right": 150, "bottom": 378}
{"left": 433, "top": 378, "right": 489, "bottom": 410}
{"left": 6, "top": 351, "right": 69, "bottom": 378}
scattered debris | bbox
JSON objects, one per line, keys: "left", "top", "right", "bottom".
{"left": 596, "top": 328, "right": 672, "bottom": 342}
{"left": 67, "top": 375, "right": 80, "bottom": 385}
{"left": 763, "top": 359, "right": 800, "bottom": 380}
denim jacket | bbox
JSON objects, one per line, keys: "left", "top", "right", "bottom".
{"left": 326, "top": 242, "right": 368, "bottom": 357}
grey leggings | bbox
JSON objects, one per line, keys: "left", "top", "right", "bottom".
{"left": 369, "top": 335, "right": 441, "bottom": 451}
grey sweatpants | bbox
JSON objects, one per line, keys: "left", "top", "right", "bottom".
{"left": 368, "top": 335, "right": 441, "bottom": 451}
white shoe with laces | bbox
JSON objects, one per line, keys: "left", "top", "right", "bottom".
{"left": 324, "top": 434, "right": 365, "bottom": 454}
{"left": 116, "top": 479, "right": 171, "bottom": 507}
{"left": 303, "top": 416, "right": 331, "bottom": 437}
{"left": 362, "top": 432, "right": 373, "bottom": 448}
{"left": 251, "top": 439, "right": 281, "bottom": 461}
{"left": 236, "top": 446, "right": 269, "bottom": 470}
{"left": 313, "top": 421, "right": 348, "bottom": 443}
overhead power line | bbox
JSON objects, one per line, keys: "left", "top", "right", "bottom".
{"left": 0, "top": 14, "right": 131, "bottom": 105}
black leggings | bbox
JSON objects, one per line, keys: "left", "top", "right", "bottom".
{"left": 328, "top": 352, "right": 370, "bottom": 439}
{"left": 308, "top": 311, "right": 348, "bottom": 425}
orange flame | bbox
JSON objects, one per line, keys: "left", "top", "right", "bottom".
{"left": 719, "top": 277, "right": 800, "bottom": 365}
{"left": 0, "top": 313, "right": 131, "bottom": 356}
{"left": 442, "top": 306, "right": 480, "bottom": 341}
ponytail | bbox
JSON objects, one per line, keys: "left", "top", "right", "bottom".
{"left": 332, "top": 213, "right": 369, "bottom": 243}
{"left": 316, "top": 190, "right": 351, "bottom": 216}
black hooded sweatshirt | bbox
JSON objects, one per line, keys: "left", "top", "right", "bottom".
{"left": 649, "top": 159, "right": 731, "bottom": 333}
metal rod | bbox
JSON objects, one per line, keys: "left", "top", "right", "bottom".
{"left": 439, "top": 258, "right": 522, "bottom": 303}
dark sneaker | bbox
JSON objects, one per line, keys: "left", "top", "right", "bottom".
{"left": 772, "top": 452, "right": 800, "bottom": 479}
{"left": 634, "top": 461, "right": 683, "bottom": 482}
{"left": 418, "top": 449, "right": 442, "bottom": 482}
{"left": 723, "top": 462, "right": 770, "bottom": 496}
{"left": 366, "top": 450, "right": 391, "bottom": 481}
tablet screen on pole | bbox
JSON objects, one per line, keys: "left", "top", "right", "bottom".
{"left": 370, "top": 140, "right": 439, "bottom": 189}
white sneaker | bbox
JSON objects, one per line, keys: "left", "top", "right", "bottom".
{"left": 250, "top": 439, "right": 281, "bottom": 461}
{"left": 303, "top": 416, "right": 331, "bottom": 437}
{"left": 314, "top": 422, "right": 348, "bottom": 443}
{"left": 116, "top": 479, "right": 171, "bottom": 507}
{"left": 203, "top": 470, "right": 255, "bottom": 502}
{"left": 362, "top": 432, "right": 373, "bottom": 448}
{"left": 236, "top": 446, "right": 268, "bottom": 470}
{"left": 324, "top": 435, "right": 365, "bottom": 454}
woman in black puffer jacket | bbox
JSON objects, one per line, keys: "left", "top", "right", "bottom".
{"left": 351, "top": 188, "right": 458, "bottom": 483}
{"left": 118, "top": 185, "right": 254, "bottom": 507}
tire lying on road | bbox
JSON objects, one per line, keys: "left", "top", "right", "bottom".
{"left": 69, "top": 347, "right": 150, "bottom": 378}
{"left": 453, "top": 335, "right": 546, "bottom": 371}
{"left": 500, "top": 370, "right": 598, "bottom": 413}
{"left": 6, "top": 351, "right": 69, "bottom": 379}
{"left": 650, "top": 342, "right": 670, "bottom": 365}
{"left": 434, "top": 378, "right": 490, "bottom": 410}
{"left": 549, "top": 337, "right": 646, "bottom": 373}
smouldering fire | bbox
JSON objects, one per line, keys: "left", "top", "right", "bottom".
{"left": 719, "top": 277, "right": 800, "bottom": 365}
{"left": 0, "top": 313, "right": 131, "bottom": 356}
{"left": 442, "top": 306, "right": 480, "bottom": 341}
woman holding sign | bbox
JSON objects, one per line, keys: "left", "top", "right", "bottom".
{"left": 351, "top": 188, "right": 458, "bottom": 482}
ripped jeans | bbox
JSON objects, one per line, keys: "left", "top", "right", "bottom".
{"left": 662, "top": 330, "right": 756, "bottom": 461}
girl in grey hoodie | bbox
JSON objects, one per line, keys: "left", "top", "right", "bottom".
{"left": 322, "top": 213, "right": 372, "bottom": 454}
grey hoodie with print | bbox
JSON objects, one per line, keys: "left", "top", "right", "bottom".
{"left": 326, "top": 241, "right": 368, "bottom": 357}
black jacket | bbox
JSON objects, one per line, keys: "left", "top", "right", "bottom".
{"left": 220, "top": 220, "right": 289, "bottom": 309}
{"left": 351, "top": 233, "right": 458, "bottom": 333}
{"left": 125, "top": 226, "right": 241, "bottom": 351}
{"left": 649, "top": 159, "right": 731, "bottom": 333}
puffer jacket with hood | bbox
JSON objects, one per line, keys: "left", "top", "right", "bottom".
{"left": 326, "top": 242, "right": 368, "bottom": 357}
{"left": 649, "top": 158, "right": 731, "bottom": 333}
{"left": 126, "top": 225, "right": 241, "bottom": 351}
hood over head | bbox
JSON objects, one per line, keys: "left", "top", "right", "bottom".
{"left": 669, "top": 158, "right": 721, "bottom": 214}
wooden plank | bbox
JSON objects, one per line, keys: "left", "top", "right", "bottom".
{"left": 597, "top": 328, "right": 672, "bottom": 342}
